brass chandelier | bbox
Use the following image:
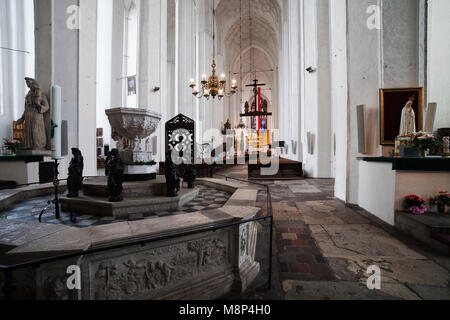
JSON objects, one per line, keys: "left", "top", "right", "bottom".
{"left": 189, "top": 0, "right": 238, "bottom": 101}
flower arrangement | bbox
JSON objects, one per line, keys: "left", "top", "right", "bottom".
{"left": 403, "top": 195, "right": 428, "bottom": 215}
{"left": 430, "top": 191, "right": 450, "bottom": 213}
{"left": 410, "top": 132, "right": 440, "bottom": 156}
{"left": 3, "top": 138, "right": 20, "bottom": 155}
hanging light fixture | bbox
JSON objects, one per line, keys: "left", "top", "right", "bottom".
{"left": 189, "top": 0, "right": 238, "bottom": 101}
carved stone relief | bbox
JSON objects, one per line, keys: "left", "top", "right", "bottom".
{"left": 89, "top": 235, "right": 229, "bottom": 300}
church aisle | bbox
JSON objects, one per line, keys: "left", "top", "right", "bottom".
{"left": 216, "top": 167, "right": 450, "bottom": 300}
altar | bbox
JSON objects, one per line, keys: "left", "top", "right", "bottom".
{"left": 358, "top": 157, "right": 450, "bottom": 226}
{"left": 0, "top": 155, "right": 44, "bottom": 185}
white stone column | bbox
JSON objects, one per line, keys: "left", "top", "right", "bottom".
{"left": 78, "top": 0, "right": 98, "bottom": 176}
{"left": 288, "top": 0, "right": 302, "bottom": 163}
{"left": 110, "top": 0, "right": 125, "bottom": 108}
{"left": 302, "top": 0, "right": 332, "bottom": 178}
{"left": 35, "top": 0, "right": 98, "bottom": 177}
{"left": 137, "top": 0, "right": 167, "bottom": 162}
{"left": 196, "top": 0, "right": 213, "bottom": 137}
{"left": 330, "top": 0, "right": 349, "bottom": 200}
{"left": 175, "top": 0, "right": 196, "bottom": 119}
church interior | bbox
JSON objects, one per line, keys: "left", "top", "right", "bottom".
{"left": 0, "top": 0, "right": 449, "bottom": 301}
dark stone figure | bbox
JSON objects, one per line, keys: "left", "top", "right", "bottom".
{"left": 105, "top": 149, "right": 124, "bottom": 202}
{"left": 183, "top": 164, "right": 197, "bottom": 189}
{"left": 67, "top": 148, "right": 84, "bottom": 198}
{"left": 165, "top": 152, "right": 180, "bottom": 197}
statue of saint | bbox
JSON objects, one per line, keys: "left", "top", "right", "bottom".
{"left": 165, "top": 152, "right": 180, "bottom": 197}
{"left": 16, "top": 78, "right": 51, "bottom": 150}
{"left": 67, "top": 148, "right": 84, "bottom": 198}
{"left": 244, "top": 101, "right": 250, "bottom": 114}
{"left": 399, "top": 96, "right": 416, "bottom": 137}
{"left": 105, "top": 149, "right": 124, "bottom": 202}
{"left": 262, "top": 100, "right": 268, "bottom": 113}
{"left": 224, "top": 119, "right": 232, "bottom": 130}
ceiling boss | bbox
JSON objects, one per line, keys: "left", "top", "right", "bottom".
{"left": 189, "top": 0, "right": 238, "bottom": 101}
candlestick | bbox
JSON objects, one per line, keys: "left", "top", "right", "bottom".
{"left": 51, "top": 85, "right": 62, "bottom": 160}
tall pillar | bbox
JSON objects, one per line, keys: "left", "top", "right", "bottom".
{"left": 78, "top": 0, "right": 98, "bottom": 176}
{"left": 175, "top": 0, "right": 196, "bottom": 119}
{"left": 196, "top": 0, "right": 213, "bottom": 137}
{"left": 111, "top": 0, "right": 125, "bottom": 108}
{"left": 138, "top": 0, "right": 167, "bottom": 162}
{"left": 35, "top": 0, "right": 98, "bottom": 177}
{"left": 288, "top": 0, "right": 301, "bottom": 163}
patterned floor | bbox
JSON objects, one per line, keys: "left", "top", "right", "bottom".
{"left": 0, "top": 185, "right": 231, "bottom": 229}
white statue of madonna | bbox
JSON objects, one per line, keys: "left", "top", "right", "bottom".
{"left": 399, "top": 96, "right": 416, "bottom": 137}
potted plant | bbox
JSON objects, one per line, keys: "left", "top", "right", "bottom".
{"left": 3, "top": 139, "right": 20, "bottom": 155}
{"left": 403, "top": 195, "right": 428, "bottom": 215}
{"left": 430, "top": 191, "right": 450, "bottom": 214}
{"left": 410, "top": 132, "right": 439, "bottom": 157}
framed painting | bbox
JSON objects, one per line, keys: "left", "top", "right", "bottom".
{"left": 380, "top": 87, "right": 424, "bottom": 145}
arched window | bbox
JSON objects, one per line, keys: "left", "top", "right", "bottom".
{"left": 0, "top": 0, "right": 35, "bottom": 133}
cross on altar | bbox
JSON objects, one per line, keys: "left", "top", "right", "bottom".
{"left": 246, "top": 79, "right": 266, "bottom": 109}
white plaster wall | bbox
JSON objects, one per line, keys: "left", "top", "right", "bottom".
{"left": 358, "top": 161, "right": 396, "bottom": 225}
{"left": 382, "top": 0, "right": 420, "bottom": 88}
{"left": 428, "top": 0, "right": 450, "bottom": 130}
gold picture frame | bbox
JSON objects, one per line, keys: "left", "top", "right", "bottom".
{"left": 380, "top": 87, "right": 424, "bottom": 145}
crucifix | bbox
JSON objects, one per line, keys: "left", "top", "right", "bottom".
{"left": 246, "top": 79, "right": 266, "bottom": 112}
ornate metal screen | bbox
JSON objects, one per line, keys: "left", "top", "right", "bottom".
{"left": 165, "top": 114, "right": 195, "bottom": 164}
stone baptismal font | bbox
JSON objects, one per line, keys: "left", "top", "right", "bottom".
{"left": 60, "top": 108, "right": 201, "bottom": 217}
{"left": 106, "top": 108, "right": 162, "bottom": 180}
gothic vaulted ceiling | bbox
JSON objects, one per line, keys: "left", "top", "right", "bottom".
{"left": 215, "top": 0, "right": 281, "bottom": 67}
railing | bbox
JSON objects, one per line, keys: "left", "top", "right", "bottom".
{"left": 214, "top": 174, "right": 274, "bottom": 292}
{"left": 0, "top": 174, "right": 273, "bottom": 300}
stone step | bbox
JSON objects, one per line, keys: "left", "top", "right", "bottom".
{"left": 60, "top": 188, "right": 199, "bottom": 218}
{"left": 82, "top": 176, "right": 166, "bottom": 198}
{"left": 395, "top": 211, "right": 450, "bottom": 256}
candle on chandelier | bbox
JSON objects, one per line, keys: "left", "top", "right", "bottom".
{"left": 221, "top": 74, "right": 226, "bottom": 80}
{"left": 190, "top": 78, "right": 195, "bottom": 85}
{"left": 202, "top": 74, "right": 207, "bottom": 81}
{"left": 219, "top": 89, "right": 224, "bottom": 96}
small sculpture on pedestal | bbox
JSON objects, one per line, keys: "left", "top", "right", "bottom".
{"left": 184, "top": 164, "right": 197, "bottom": 189}
{"left": 262, "top": 100, "right": 268, "bottom": 113}
{"left": 399, "top": 96, "right": 416, "bottom": 137}
{"left": 165, "top": 152, "right": 180, "bottom": 197}
{"left": 244, "top": 101, "right": 250, "bottom": 114}
{"left": 106, "top": 149, "right": 124, "bottom": 202}
{"left": 16, "top": 78, "right": 51, "bottom": 150}
{"left": 67, "top": 148, "right": 84, "bottom": 198}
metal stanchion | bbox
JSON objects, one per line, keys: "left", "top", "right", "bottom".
{"left": 38, "top": 159, "right": 61, "bottom": 222}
